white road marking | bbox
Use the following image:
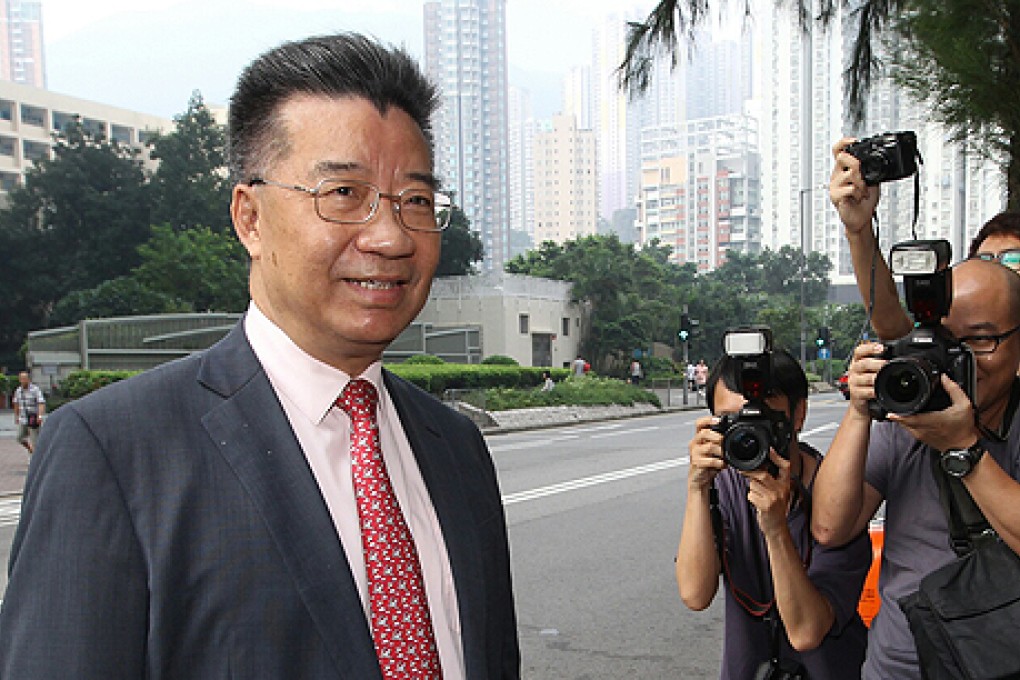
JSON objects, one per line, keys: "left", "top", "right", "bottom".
{"left": 802, "top": 423, "right": 839, "bottom": 438}
{"left": 502, "top": 457, "right": 688, "bottom": 505}
{"left": 589, "top": 425, "right": 660, "bottom": 439}
{"left": 0, "top": 498, "right": 21, "bottom": 528}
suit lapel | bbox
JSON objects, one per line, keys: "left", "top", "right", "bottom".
{"left": 198, "top": 324, "right": 381, "bottom": 680}
{"left": 384, "top": 372, "right": 488, "bottom": 676}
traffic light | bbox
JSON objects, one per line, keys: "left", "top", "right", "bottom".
{"left": 817, "top": 326, "right": 830, "bottom": 347}
{"left": 679, "top": 313, "right": 691, "bottom": 342}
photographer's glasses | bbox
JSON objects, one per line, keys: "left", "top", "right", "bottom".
{"left": 248, "top": 177, "right": 453, "bottom": 232}
{"left": 960, "top": 323, "right": 1020, "bottom": 355}
{"left": 972, "top": 248, "right": 1020, "bottom": 271}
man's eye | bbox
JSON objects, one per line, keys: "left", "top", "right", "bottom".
{"left": 403, "top": 192, "right": 435, "bottom": 209}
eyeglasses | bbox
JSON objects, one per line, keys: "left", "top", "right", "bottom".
{"left": 960, "top": 323, "right": 1020, "bottom": 355}
{"left": 248, "top": 177, "right": 453, "bottom": 233}
{"left": 972, "top": 248, "right": 1020, "bottom": 271}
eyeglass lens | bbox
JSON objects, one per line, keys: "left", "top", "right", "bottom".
{"left": 316, "top": 179, "right": 450, "bottom": 231}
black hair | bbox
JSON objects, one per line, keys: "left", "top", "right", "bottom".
{"left": 704, "top": 347, "right": 808, "bottom": 419}
{"left": 968, "top": 212, "right": 1020, "bottom": 258}
{"left": 227, "top": 33, "right": 439, "bottom": 184}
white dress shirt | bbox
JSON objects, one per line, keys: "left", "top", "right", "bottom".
{"left": 244, "top": 303, "right": 465, "bottom": 679}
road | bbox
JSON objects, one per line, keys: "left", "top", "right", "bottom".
{"left": 0, "top": 393, "right": 849, "bottom": 677}
{"left": 493, "top": 392, "right": 848, "bottom": 678}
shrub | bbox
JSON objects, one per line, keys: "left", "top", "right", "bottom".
{"left": 482, "top": 375, "right": 661, "bottom": 411}
{"left": 61, "top": 370, "right": 137, "bottom": 399}
{"left": 403, "top": 354, "right": 446, "bottom": 365}
{"left": 481, "top": 355, "right": 519, "bottom": 366}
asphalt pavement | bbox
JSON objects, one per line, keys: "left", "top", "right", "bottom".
{"left": 0, "top": 411, "right": 28, "bottom": 498}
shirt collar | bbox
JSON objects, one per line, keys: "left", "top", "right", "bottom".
{"left": 244, "top": 302, "right": 383, "bottom": 425}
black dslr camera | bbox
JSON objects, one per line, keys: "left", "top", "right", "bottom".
{"left": 845, "top": 130, "right": 920, "bottom": 186}
{"left": 713, "top": 327, "right": 793, "bottom": 474}
{"left": 870, "top": 240, "right": 976, "bottom": 419}
{"left": 753, "top": 658, "right": 808, "bottom": 680}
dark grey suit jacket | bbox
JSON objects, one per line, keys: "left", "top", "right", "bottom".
{"left": 0, "top": 323, "right": 520, "bottom": 679}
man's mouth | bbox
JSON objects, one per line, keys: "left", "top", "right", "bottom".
{"left": 348, "top": 278, "right": 402, "bottom": 290}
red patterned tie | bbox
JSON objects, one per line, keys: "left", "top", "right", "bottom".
{"left": 338, "top": 379, "right": 443, "bottom": 680}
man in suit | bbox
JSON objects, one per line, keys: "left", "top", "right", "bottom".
{"left": 0, "top": 33, "right": 520, "bottom": 679}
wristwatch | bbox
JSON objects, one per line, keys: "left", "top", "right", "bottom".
{"left": 940, "top": 441, "right": 985, "bottom": 478}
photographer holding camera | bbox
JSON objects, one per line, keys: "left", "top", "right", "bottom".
{"left": 678, "top": 332, "right": 870, "bottom": 680}
{"left": 813, "top": 257, "right": 1020, "bottom": 679}
{"left": 830, "top": 134, "right": 1020, "bottom": 343}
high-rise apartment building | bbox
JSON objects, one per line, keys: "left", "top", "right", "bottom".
{"left": 424, "top": 0, "right": 510, "bottom": 272}
{"left": 532, "top": 114, "right": 597, "bottom": 245}
{"left": 0, "top": 1, "right": 43, "bottom": 87}
{"left": 636, "top": 115, "right": 761, "bottom": 270}
{"left": 507, "top": 84, "right": 535, "bottom": 259}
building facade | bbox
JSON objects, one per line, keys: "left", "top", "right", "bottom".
{"left": 424, "top": 0, "right": 511, "bottom": 272}
{"left": 636, "top": 115, "right": 762, "bottom": 270}
{"left": 0, "top": 1, "right": 43, "bottom": 87}
{"left": 532, "top": 113, "right": 597, "bottom": 245}
{"left": 0, "top": 80, "right": 170, "bottom": 193}
{"left": 417, "top": 272, "right": 583, "bottom": 368}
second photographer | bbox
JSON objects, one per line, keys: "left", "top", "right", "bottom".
{"left": 677, "top": 331, "right": 870, "bottom": 680}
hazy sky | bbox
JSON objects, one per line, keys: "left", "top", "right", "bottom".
{"left": 40, "top": 0, "right": 657, "bottom": 120}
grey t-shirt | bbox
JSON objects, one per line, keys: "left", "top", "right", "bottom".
{"left": 715, "top": 446, "right": 871, "bottom": 680}
{"left": 863, "top": 419, "right": 1018, "bottom": 679}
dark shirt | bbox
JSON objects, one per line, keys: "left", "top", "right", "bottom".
{"left": 715, "top": 444, "right": 871, "bottom": 680}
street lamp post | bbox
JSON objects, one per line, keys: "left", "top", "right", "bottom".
{"left": 799, "top": 187, "right": 811, "bottom": 365}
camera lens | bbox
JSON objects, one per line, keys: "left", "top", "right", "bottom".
{"left": 874, "top": 357, "right": 937, "bottom": 415}
{"left": 861, "top": 150, "right": 890, "bottom": 184}
{"left": 723, "top": 423, "right": 770, "bottom": 471}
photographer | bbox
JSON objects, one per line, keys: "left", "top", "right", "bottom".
{"left": 678, "top": 343, "right": 870, "bottom": 679}
{"left": 829, "top": 135, "right": 1020, "bottom": 342}
{"left": 813, "top": 258, "right": 1020, "bottom": 679}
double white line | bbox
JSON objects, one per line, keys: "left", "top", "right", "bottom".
{"left": 502, "top": 457, "right": 688, "bottom": 506}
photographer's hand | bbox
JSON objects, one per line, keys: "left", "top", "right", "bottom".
{"left": 743, "top": 450, "right": 792, "bottom": 539}
{"left": 688, "top": 415, "right": 726, "bottom": 490}
{"left": 890, "top": 374, "right": 980, "bottom": 452}
{"left": 830, "top": 137, "right": 880, "bottom": 234}
{"left": 847, "top": 342, "right": 885, "bottom": 418}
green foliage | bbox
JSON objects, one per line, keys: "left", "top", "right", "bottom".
{"left": 388, "top": 363, "right": 570, "bottom": 394}
{"left": 0, "top": 120, "right": 150, "bottom": 357}
{"left": 147, "top": 92, "right": 231, "bottom": 232}
{"left": 49, "top": 276, "right": 190, "bottom": 326}
{"left": 641, "top": 356, "right": 680, "bottom": 378}
{"left": 133, "top": 224, "right": 249, "bottom": 312}
{"left": 402, "top": 354, "right": 446, "bottom": 365}
{"left": 483, "top": 376, "right": 661, "bottom": 411}
{"left": 507, "top": 234, "right": 832, "bottom": 368}
{"left": 60, "top": 370, "right": 137, "bottom": 399}
{"left": 889, "top": 1, "right": 1020, "bottom": 206}
{"left": 481, "top": 355, "right": 519, "bottom": 366}
{"left": 436, "top": 206, "right": 484, "bottom": 276}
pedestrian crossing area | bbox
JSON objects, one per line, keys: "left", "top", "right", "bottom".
{"left": 0, "top": 498, "right": 20, "bottom": 528}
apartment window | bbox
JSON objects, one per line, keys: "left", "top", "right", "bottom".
{"left": 519, "top": 314, "right": 529, "bottom": 334}
{"left": 19, "top": 104, "right": 45, "bottom": 127}
{"left": 562, "top": 317, "right": 570, "bottom": 337}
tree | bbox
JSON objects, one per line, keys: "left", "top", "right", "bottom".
{"left": 0, "top": 120, "right": 150, "bottom": 364}
{"left": 619, "top": 1, "right": 1020, "bottom": 205}
{"left": 133, "top": 224, "right": 249, "bottom": 312}
{"left": 436, "top": 206, "right": 484, "bottom": 276}
{"left": 49, "top": 276, "right": 190, "bottom": 327}
{"left": 147, "top": 91, "right": 232, "bottom": 232}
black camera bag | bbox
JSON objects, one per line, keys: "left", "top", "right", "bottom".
{"left": 899, "top": 455, "right": 1020, "bottom": 679}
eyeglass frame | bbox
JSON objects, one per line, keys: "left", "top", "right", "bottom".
{"left": 959, "top": 322, "right": 1020, "bottom": 355}
{"left": 247, "top": 176, "right": 453, "bottom": 233}
{"left": 971, "top": 248, "right": 1020, "bottom": 270}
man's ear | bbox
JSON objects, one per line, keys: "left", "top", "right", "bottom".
{"left": 231, "top": 184, "right": 262, "bottom": 260}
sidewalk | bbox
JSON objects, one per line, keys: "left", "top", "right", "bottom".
{"left": 0, "top": 410, "right": 29, "bottom": 497}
